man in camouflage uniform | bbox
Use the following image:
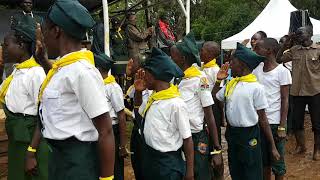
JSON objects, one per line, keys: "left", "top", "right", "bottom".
{"left": 125, "top": 13, "right": 153, "bottom": 58}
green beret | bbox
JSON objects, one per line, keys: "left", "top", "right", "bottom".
{"left": 12, "top": 16, "right": 36, "bottom": 43}
{"left": 234, "top": 43, "right": 265, "bottom": 70}
{"left": 144, "top": 48, "right": 184, "bottom": 82}
{"left": 176, "top": 32, "right": 201, "bottom": 66}
{"left": 48, "top": 0, "right": 95, "bottom": 40}
{"left": 94, "top": 53, "right": 115, "bottom": 72}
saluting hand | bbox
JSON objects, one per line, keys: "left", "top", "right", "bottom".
{"left": 35, "top": 23, "right": 48, "bottom": 64}
{"left": 134, "top": 69, "right": 146, "bottom": 92}
{"left": 126, "top": 59, "right": 134, "bottom": 77}
{"left": 241, "top": 39, "right": 250, "bottom": 46}
{"left": 217, "top": 62, "right": 230, "bottom": 81}
{"left": 35, "top": 23, "right": 52, "bottom": 73}
{"left": 25, "top": 152, "right": 38, "bottom": 176}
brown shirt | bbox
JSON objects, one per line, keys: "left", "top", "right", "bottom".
{"left": 282, "top": 43, "right": 320, "bottom": 96}
{"left": 125, "top": 23, "right": 150, "bottom": 58}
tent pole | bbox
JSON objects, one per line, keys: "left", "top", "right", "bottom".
{"left": 177, "top": 0, "right": 187, "bottom": 16}
{"left": 186, "top": 0, "right": 190, "bottom": 34}
{"left": 102, "top": 0, "right": 110, "bottom": 57}
{"left": 176, "top": 0, "right": 190, "bottom": 34}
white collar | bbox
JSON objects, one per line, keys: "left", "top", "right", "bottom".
{"left": 22, "top": 11, "right": 34, "bottom": 18}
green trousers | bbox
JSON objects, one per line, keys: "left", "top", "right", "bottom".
{"left": 4, "top": 106, "right": 48, "bottom": 180}
{"left": 142, "top": 143, "right": 185, "bottom": 180}
{"left": 226, "top": 125, "right": 263, "bottom": 180}
{"left": 261, "top": 124, "right": 286, "bottom": 176}
{"left": 47, "top": 138, "right": 99, "bottom": 180}
{"left": 113, "top": 124, "right": 124, "bottom": 180}
{"left": 192, "top": 130, "right": 211, "bottom": 180}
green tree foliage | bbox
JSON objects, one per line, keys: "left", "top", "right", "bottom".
{"left": 190, "top": 0, "right": 320, "bottom": 42}
{"left": 190, "top": 0, "right": 268, "bottom": 42}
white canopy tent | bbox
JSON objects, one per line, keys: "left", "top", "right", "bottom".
{"left": 221, "top": 0, "right": 320, "bottom": 49}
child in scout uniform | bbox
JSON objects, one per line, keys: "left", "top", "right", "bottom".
{"left": 200, "top": 41, "right": 221, "bottom": 92}
{"left": 1, "top": 21, "right": 48, "bottom": 180}
{"left": 35, "top": 0, "right": 115, "bottom": 180}
{"left": 200, "top": 41, "right": 225, "bottom": 180}
{"left": 134, "top": 47, "right": 194, "bottom": 180}
{"left": 170, "top": 32, "right": 223, "bottom": 180}
{"left": 125, "top": 54, "right": 152, "bottom": 180}
{"left": 94, "top": 53, "right": 128, "bottom": 180}
{"left": 254, "top": 38, "right": 292, "bottom": 180}
{"left": 216, "top": 43, "right": 280, "bottom": 180}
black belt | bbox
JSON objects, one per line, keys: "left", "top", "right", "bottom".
{"left": 3, "top": 105, "right": 36, "bottom": 118}
{"left": 227, "top": 124, "right": 259, "bottom": 133}
{"left": 46, "top": 136, "right": 95, "bottom": 146}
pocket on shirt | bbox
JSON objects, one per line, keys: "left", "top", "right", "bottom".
{"left": 307, "top": 56, "right": 320, "bottom": 72}
{"left": 42, "top": 89, "right": 61, "bottom": 120}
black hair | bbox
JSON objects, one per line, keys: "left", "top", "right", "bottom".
{"left": 257, "top": 31, "right": 267, "bottom": 39}
{"left": 261, "top": 38, "right": 280, "bottom": 55}
{"left": 203, "top": 41, "right": 221, "bottom": 58}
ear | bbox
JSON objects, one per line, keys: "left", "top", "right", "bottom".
{"left": 267, "top": 48, "right": 274, "bottom": 56}
{"left": 19, "top": 41, "right": 25, "bottom": 49}
{"left": 53, "top": 26, "right": 61, "bottom": 39}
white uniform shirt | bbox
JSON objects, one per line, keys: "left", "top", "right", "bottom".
{"left": 216, "top": 82, "right": 268, "bottom": 127}
{"left": 144, "top": 97, "right": 192, "bottom": 152}
{"left": 40, "top": 59, "right": 111, "bottom": 141}
{"left": 4, "top": 66, "right": 45, "bottom": 115}
{"left": 203, "top": 66, "right": 220, "bottom": 92}
{"left": 104, "top": 82, "right": 125, "bottom": 125}
{"left": 283, "top": 61, "right": 292, "bottom": 72}
{"left": 179, "top": 67, "right": 214, "bottom": 133}
{"left": 253, "top": 63, "right": 292, "bottom": 124}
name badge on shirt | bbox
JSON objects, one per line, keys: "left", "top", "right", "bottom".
{"left": 200, "top": 77, "right": 209, "bottom": 91}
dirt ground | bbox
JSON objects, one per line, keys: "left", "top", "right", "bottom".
{"left": 124, "top": 114, "right": 320, "bottom": 180}
{"left": 0, "top": 115, "right": 319, "bottom": 180}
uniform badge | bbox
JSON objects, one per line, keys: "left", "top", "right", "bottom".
{"left": 249, "top": 138, "right": 258, "bottom": 147}
{"left": 200, "top": 77, "right": 209, "bottom": 91}
{"left": 197, "top": 142, "right": 208, "bottom": 154}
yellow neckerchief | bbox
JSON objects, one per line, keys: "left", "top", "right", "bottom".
{"left": 125, "top": 85, "right": 134, "bottom": 98}
{"left": 117, "top": 27, "right": 123, "bottom": 40}
{"left": 203, "top": 59, "right": 219, "bottom": 69}
{"left": 225, "top": 73, "right": 257, "bottom": 98}
{"left": 184, "top": 65, "right": 201, "bottom": 79}
{"left": 103, "top": 75, "right": 116, "bottom": 84}
{"left": 142, "top": 84, "right": 180, "bottom": 117}
{"left": 38, "top": 50, "right": 94, "bottom": 102}
{"left": 0, "top": 56, "right": 40, "bottom": 103}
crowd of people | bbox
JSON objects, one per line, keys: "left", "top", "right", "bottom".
{"left": 0, "top": 0, "right": 319, "bottom": 180}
